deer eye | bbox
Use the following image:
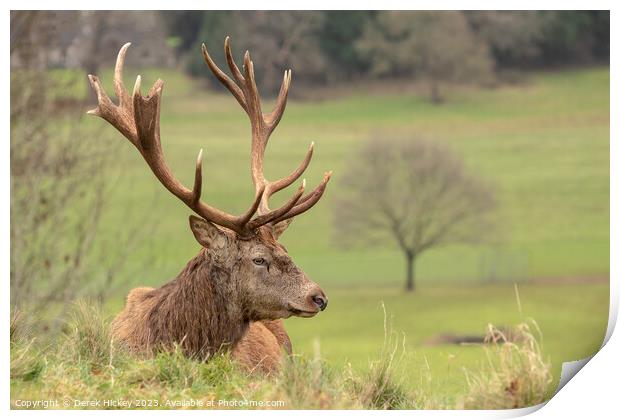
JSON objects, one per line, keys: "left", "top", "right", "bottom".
{"left": 252, "top": 257, "right": 266, "bottom": 266}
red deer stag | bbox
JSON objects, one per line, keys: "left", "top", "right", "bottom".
{"left": 87, "top": 38, "right": 331, "bottom": 374}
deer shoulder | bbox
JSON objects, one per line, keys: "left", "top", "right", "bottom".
{"left": 232, "top": 321, "right": 288, "bottom": 375}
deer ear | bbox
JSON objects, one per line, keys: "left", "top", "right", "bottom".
{"left": 189, "top": 215, "right": 227, "bottom": 248}
{"left": 272, "top": 219, "right": 293, "bottom": 239}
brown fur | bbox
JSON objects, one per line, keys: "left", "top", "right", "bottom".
{"left": 112, "top": 223, "right": 325, "bottom": 373}
{"left": 232, "top": 320, "right": 292, "bottom": 374}
{"left": 115, "top": 284, "right": 291, "bottom": 373}
{"left": 112, "top": 250, "right": 248, "bottom": 359}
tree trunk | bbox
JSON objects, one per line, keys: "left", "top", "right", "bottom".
{"left": 405, "top": 251, "right": 416, "bottom": 292}
{"left": 430, "top": 79, "right": 443, "bottom": 104}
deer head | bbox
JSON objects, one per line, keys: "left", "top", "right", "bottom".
{"left": 87, "top": 39, "right": 331, "bottom": 320}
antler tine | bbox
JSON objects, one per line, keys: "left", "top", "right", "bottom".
{"left": 242, "top": 51, "right": 263, "bottom": 119}
{"left": 199, "top": 37, "right": 332, "bottom": 232}
{"left": 201, "top": 43, "right": 247, "bottom": 112}
{"left": 265, "top": 69, "right": 292, "bottom": 132}
{"left": 270, "top": 172, "right": 332, "bottom": 225}
{"left": 236, "top": 184, "right": 266, "bottom": 227}
{"left": 192, "top": 149, "right": 203, "bottom": 204}
{"left": 87, "top": 47, "right": 138, "bottom": 146}
{"left": 114, "top": 42, "right": 132, "bottom": 108}
{"left": 224, "top": 36, "right": 246, "bottom": 85}
{"left": 248, "top": 180, "right": 306, "bottom": 229}
{"left": 132, "top": 74, "right": 165, "bottom": 152}
{"left": 268, "top": 141, "right": 314, "bottom": 195}
{"left": 89, "top": 42, "right": 268, "bottom": 237}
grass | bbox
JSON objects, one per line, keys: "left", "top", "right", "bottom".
{"left": 10, "top": 65, "right": 610, "bottom": 408}
{"left": 11, "top": 281, "right": 607, "bottom": 409}
{"left": 10, "top": 302, "right": 416, "bottom": 409}
{"left": 460, "top": 322, "right": 553, "bottom": 409}
{"left": 282, "top": 281, "right": 608, "bottom": 404}
{"left": 10, "top": 302, "right": 554, "bottom": 409}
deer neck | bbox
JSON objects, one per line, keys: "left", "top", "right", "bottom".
{"left": 149, "top": 249, "right": 248, "bottom": 359}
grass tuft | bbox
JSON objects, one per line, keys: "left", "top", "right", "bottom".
{"left": 347, "top": 305, "right": 413, "bottom": 409}
{"left": 460, "top": 321, "right": 553, "bottom": 409}
{"left": 276, "top": 351, "right": 347, "bottom": 408}
{"left": 64, "top": 299, "right": 114, "bottom": 371}
{"left": 10, "top": 310, "right": 23, "bottom": 343}
{"left": 10, "top": 309, "right": 45, "bottom": 381}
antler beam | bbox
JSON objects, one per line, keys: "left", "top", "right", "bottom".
{"left": 88, "top": 39, "right": 331, "bottom": 237}
{"left": 201, "top": 37, "right": 332, "bottom": 227}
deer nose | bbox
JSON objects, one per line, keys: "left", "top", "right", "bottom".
{"left": 311, "top": 292, "right": 328, "bottom": 311}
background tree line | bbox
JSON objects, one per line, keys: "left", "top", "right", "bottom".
{"left": 164, "top": 10, "right": 609, "bottom": 101}
{"left": 11, "top": 11, "right": 609, "bottom": 102}
{"left": 9, "top": 9, "right": 611, "bottom": 312}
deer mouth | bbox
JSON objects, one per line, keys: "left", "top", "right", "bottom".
{"left": 287, "top": 305, "right": 319, "bottom": 318}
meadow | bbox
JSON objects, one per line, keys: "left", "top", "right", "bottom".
{"left": 11, "top": 65, "right": 610, "bottom": 408}
{"left": 85, "top": 65, "right": 610, "bottom": 285}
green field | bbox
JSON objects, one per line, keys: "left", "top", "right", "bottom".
{"left": 285, "top": 282, "right": 608, "bottom": 401}
{"left": 87, "top": 66, "right": 609, "bottom": 287}
{"left": 12, "top": 66, "right": 610, "bottom": 407}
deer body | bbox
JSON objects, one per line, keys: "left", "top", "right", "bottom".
{"left": 88, "top": 39, "right": 331, "bottom": 373}
{"left": 111, "top": 231, "right": 307, "bottom": 372}
{"left": 112, "top": 251, "right": 292, "bottom": 373}
{"left": 111, "top": 251, "right": 248, "bottom": 361}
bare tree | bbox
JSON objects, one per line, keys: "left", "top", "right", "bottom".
{"left": 333, "top": 138, "right": 495, "bottom": 291}
{"left": 11, "top": 74, "right": 106, "bottom": 315}
{"left": 10, "top": 12, "right": 154, "bottom": 327}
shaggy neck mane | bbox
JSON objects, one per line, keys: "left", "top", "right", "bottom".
{"left": 144, "top": 249, "right": 248, "bottom": 360}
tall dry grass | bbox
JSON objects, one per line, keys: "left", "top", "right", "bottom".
{"left": 459, "top": 321, "right": 553, "bottom": 409}
{"left": 11, "top": 301, "right": 554, "bottom": 410}
{"left": 10, "top": 309, "right": 45, "bottom": 381}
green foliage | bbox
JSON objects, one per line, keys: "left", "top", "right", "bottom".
{"left": 12, "top": 300, "right": 408, "bottom": 409}
{"left": 164, "top": 10, "right": 609, "bottom": 91}
{"left": 466, "top": 11, "right": 544, "bottom": 67}
{"left": 10, "top": 342, "right": 45, "bottom": 382}
{"left": 319, "top": 11, "right": 374, "bottom": 80}
{"left": 122, "top": 347, "right": 239, "bottom": 392}
{"left": 185, "top": 11, "right": 236, "bottom": 79}
{"left": 160, "top": 11, "right": 206, "bottom": 54}
{"left": 538, "top": 11, "right": 610, "bottom": 64}
{"left": 276, "top": 354, "right": 344, "bottom": 408}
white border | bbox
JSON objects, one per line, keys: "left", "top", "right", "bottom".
{"left": 3, "top": 2, "right": 617, "bottom": 418}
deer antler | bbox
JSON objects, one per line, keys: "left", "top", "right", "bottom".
{"left": 87, "top": 43, "right": 264, "bottom": 237}
{"left": 202, "top": 37, "right": 332, "bottom": 230}
{"left": 87, "top": 40, "right": 330, "bottom": 237}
